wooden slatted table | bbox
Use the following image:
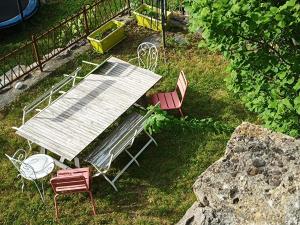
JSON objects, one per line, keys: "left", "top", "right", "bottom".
{"left": 16, "top": 57, "right": 162, "bottom": 167}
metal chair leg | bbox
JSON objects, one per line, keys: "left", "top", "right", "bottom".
{"left": 18, "top": 175, "right": 25, "bottom": 192}
{"left": 54, "top": 194, "right": 59, "bottom": 219}
{"left": 179, "top": 108, "right": 184, "bottom": 117}
{"left": 144, "top": 131, "right": 158, "bottom": 146}
{"left": 41, "top": 179, "right": 44, "bottom": 198}
{"left": 103, "top": 174, "right": 118, "bottom": 191}
{"left": 27, "top": 140, "right": 32, "bottom": 151}
{"left": 33, "top": 179, "right": 44, "bottom": 202}
{"left": 125, "top": 150, "right": 140, "bottom": 167}
{"left": 88, "top": 191, "right": 97, "bottom": 215}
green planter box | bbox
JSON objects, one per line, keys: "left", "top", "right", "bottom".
{"left": 133, "top": 4, "right": 171, "bottom": 32}
{"left": 87, "top": 20, "right": 126, "bottom": 54}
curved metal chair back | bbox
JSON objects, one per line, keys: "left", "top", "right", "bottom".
{"left": 5, "top": 149, "right": 27, "bottom": 172}
{"left": 137, "top": 42, "right": 158, "bottom": 72}
{"left": 5, "top": 149, "right": 37, "bottom": 180}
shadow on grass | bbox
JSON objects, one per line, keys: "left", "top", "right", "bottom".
{"left": 87, "top": 124, "right": 228, "bottom": 215}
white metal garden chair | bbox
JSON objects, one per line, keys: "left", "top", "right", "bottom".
{"left": 5, "top": 149, "right": 54, "bottom": 202}
{"left": 129, "top": 42, "right": 158, "bottom": 72}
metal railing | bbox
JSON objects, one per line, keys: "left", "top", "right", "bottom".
{"left": 0, "top": 0, "right": 129, "bottom": 90}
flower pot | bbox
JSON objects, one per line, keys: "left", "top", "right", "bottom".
{"left": 87, "top": 20, "right": 126, "bottom": 54}
{"left": 133, "top": 4, "right": 171, "bottom": 32}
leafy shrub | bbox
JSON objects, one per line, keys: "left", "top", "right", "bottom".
{"left": 144, "top": 105, "right": 234, "bottom": 135}
{"left": 187, "top": 0, "right": 300, "bottom": 136}
{"left": 144, "top": 105, "right": 170, "bottom": 134}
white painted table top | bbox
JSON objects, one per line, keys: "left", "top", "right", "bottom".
{"left": 16, "top": 57, "right": 162, "bottom": 161}
{"left": 20, "top": 154, "right": 54, "bottom": 180}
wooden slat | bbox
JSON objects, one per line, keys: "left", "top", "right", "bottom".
{"left": 177, "top": 72, "right": 187, "bottom": 98}
{"left": 17, "top": 128, "right": 74, "bottom": 159}
{"left": 16, "top": 57, "right": 162, "bottom": 161}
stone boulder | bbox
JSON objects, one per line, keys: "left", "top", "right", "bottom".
{"left": 177, "top": 122, "right": 300, "bottom": 225}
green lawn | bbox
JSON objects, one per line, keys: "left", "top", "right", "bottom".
{"left": 0, "top": 25, "right": 257, "bottom": 225}
{"left": 0, "top": 0, "right": 181, "bottom": 57}
{"left": 0, "top": 0, "right": 95, "bottom": 56}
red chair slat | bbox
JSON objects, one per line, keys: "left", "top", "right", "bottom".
{"left": 177, "top": 71, "right": 188, "bottom": 100}
{"left": 164, "top": 92, "right": 176, "bottom": 108}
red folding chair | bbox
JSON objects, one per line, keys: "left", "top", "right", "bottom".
{"left": 151, "top": 71, "right": 188, "bottom": 116}
{"left": 50, "top": 167, "right": 96, "bottom": 219}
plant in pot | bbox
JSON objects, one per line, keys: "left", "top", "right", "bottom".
{"left": 87, "top": 20, "right": 126, "bottom": 54}
{"left": 133, "top": 4, "right": 171, "bottom": 32}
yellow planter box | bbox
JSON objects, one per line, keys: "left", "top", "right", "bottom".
{"left": 87, "top": 20, "right": 126, "bottom": 54}
{"left": 133, "top": 4, "right": 171, "bottom": 32}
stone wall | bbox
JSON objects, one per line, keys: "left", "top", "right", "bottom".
{"left": 177, "top": 122, "right": 300, "bottom": 225}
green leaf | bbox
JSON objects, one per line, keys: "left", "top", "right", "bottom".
{"left": 293, "top": 79, "right": 300, "bottom": 91}
{"left": 282, "top": 98, "right": 293, "bottom": 110}
{"left": 200, "top": 7, "right": 210, "bottom": 18}
{"left": 277, "top": 71, "right": 287, "bottom": 79}
{"left": 275, "top": 14, "right": 283, "bottom": 21}
{"left": 232, "top": 4, "right": 241, "bottom": 13}
{"left": 294, "top": 96, "right": 300, "bottom": 114}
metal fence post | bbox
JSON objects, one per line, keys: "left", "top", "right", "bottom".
{"left": 83, "top": 5, "right": 90, "bottom": 36}
{"left": 181, "top": 0, "right": 185, "bottom": 15}
{"left": 31, "top": 35, "right": 43, "bottom": 72}
{"left": 17, "top": 0, "right": 25, "bottom": 21}
{"left": 127, "top": 0, "right": 131, "bottom": 15}
{"left": 161, "top": 0, "right": 167, "bottom": 48}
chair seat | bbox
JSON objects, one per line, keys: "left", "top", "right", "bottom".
{"left": 151, "top": 91, "right": 181, "bottom": 110}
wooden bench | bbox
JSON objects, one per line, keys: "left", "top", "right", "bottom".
{"left": 85, "top": 108, "right": 157, "bottom": 191}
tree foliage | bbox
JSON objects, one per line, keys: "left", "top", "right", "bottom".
{"left": 187, "top": 0, "right": 300, "bottom": 136}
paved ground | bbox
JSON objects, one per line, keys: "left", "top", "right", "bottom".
{"left": 0, "top": 43, "right": 90, "bottom": 110}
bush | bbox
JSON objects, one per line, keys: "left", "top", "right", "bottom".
{"left": 187, "top": 0, "right": 300, "bottom": 136}
{"left": 144, "top": 105, "right": 234, "bottom": 135}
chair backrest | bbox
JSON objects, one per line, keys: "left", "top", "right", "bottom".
{"left": 5, "top": 149, "right": 38, "bottom": 180}
{"left": 50, "top": 175, "right": 88, "bottom": 194}
{"left": 5, "top": 149, "right": 27, "bottom": 172}
{"left": 137, "top": 42, "right": 158, "bottom": 72}
{"left": 176, "top": 71, "right": 188, "bottom": 104}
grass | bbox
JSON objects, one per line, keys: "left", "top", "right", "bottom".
{"left": 0, "top": 0, "right": 182, "bottom": 57}
{"left": 0, "top": 0, "right": 95, "bottom": 56}
{"left": 0, "top": 24, "right": 258, "bottom": 224}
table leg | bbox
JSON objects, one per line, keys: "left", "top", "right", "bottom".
{"left": 53, "top": 157, "right": 70, "bottom": 169}
{"left": 40, "top": 147, "right": 47, "bottom": 154}
{"left": 59, "top": 156, "right": 65, "bottom": 162}
{"left": 74, "top": 157, "right": 80, "bottom": 168}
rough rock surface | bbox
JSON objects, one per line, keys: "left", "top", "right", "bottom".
{"left": 177, "top": 122, "right": 300, "bottom": 225}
